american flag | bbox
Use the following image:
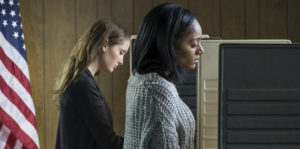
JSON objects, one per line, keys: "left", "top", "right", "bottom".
{"left": 0, "top": 0, "right": 39, "bottom": 148}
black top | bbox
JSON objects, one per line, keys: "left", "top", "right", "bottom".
{"left": 55, "top": 69, "right": 123, "bottom": 149}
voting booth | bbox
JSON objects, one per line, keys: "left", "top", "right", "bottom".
{"left": 197, "top": 39, "right": 291, "bottom": 149}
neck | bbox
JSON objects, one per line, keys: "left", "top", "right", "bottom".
{"left": 87, "top": 61, "right": 98, "bottom": 76}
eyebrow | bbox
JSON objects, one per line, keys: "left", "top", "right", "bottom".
{"left": 190, "top": 37, "right": 202, "bottom": 42}
{"left": 121, "top": 49, "right": 127, "bottom": 53}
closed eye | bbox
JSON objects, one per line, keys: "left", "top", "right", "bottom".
{"left": 120, "top": 49, "right": 127, "bottom": 56}
{"left": 192, "top": 44, "right": 199, "bottom": 48}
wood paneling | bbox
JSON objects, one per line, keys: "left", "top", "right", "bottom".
{"left": 245, "top": 0, "right": 259, "bottom": 39}
{"left": 133, "top": 0, "right": 153, "bottom": 34}
{"left": 168, "top": 0, "right": 187, "bottom": 7}
{"left": 221, "top": 0, "right": 245, "bottom": 39}
{"left": 44, "top": 0, "right": 76, "bottom": 148}
{"left": 260, "top": 0, "right": 287, "bottom": 39}
{"left": 153, "top": 0, "right": 167, "bottom": 7}
{"left": 76, "top": 0, "right": 98, "bottom": 40}
{"left": 288, "top": 0, "right": 300, "bottom": 43}
{"left": 19, "top": 0, "right": 45, "bottom": 148}
{"left": 98, "top": 0, "right": 112, "bottom": 19}
{"left": 18, "top": 0, "right": 300, "bottom": 148}
{"left": 189, "top": 0, "right": 221, "bottom": 37}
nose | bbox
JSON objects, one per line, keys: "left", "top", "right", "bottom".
{"left": 196, "top": 44, "right": 204, "bottom": 55}
{"left": 118, "top": 57, "right": 123, "bottom": 65}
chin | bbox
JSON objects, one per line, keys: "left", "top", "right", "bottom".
{"left": 186, "top": 64, "right": 196, "bottom": 70}
{"left": 104, "top": 68, "right": 114, "bottom": 73}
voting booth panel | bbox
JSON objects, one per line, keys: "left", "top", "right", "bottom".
{"left": 197, "top": 39, "right": 291, "bottom": 149}
{"left": 219, "top": 44, "right": 300, "bottom": 149}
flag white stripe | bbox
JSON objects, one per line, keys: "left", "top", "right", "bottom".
{"left": 14, "top": 139, "right": 23, "bottom": 149}
{"left": 0, "top": 61, "right": 35, "bottom": 114}
{"left": 0, "top": 32, "right": 29, "bottom": 80}
{"left": 0, "top": 124, "right": 10, "bottom": 148}
{"left": 0, "top": 91, "right": 39, "bottom": 148}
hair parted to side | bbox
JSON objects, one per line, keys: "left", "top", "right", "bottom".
{"left": 53, "top": 19, "right": 129, "bottom": 106}
{"left": 132, "top": 3, "right": 196, "bottom": 82}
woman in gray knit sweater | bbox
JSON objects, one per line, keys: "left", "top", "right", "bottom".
{"left": 124, "top": 3, "right": 204, "bottom": 149}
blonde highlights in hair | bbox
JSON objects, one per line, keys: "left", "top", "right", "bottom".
{"left": 53, "top": 19, "right": 129, "bottom": 106}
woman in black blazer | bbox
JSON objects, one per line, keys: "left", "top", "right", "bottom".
{"left": 53, "top": 19, "right": 130, "bottom": 149}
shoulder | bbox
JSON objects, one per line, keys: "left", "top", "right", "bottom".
{"left": 128, "top": 73, "right": 178, "bottom": 104}
{"left": 128, "top": 73, "right": 177, "bottom": 93}
{"left": 62, "top": 69, "right": 106, "bottom": 106}
{"left": 129, "top": 73, "right": 179, "bottom": 111}
{"left": 65, "top": 69, "right": 99, "bottom": 96}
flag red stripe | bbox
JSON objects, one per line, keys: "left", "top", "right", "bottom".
{"left": 0, "top": 46, "right": 32, "bottom": 95}
{"left": 4, "top": 133, "right": 17, "bottom": 149}
{"left": 0, "top": 76, "right": 36, "bottom": 127}
{"left": 0, "top": 108, "right": 38, "bottom": 149}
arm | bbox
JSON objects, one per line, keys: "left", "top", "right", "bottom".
{"left": 68, "top": 77, "right": 123, "bottom": 149}
{"left": 140, "top": 88, "right": 180, "bottom": 149}
{"left": 146, "top": 118, "right": 180, "bottom": 149}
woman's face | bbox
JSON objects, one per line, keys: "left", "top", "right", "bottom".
{"left": 100, "top": 39, "right": 130, "bottom": 72}
{"left": 175, "top": 20, "right": 204, "bottom": 70}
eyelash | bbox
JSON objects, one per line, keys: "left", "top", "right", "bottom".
{"left": 192, "top": 44, "right": 199, "bottom": 48}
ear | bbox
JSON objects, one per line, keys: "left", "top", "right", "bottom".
{"left": 102, "top": 39, "right": 109, "bottom": 53}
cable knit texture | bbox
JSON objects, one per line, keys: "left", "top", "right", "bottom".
{"left": 124, "top": 73, "right": 195, "bottom": 149}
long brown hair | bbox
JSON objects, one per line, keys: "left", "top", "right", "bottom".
{"left": 53, "top": 19, "right": 129, "bottom": 105}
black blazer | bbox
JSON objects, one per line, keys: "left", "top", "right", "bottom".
{"left": 56, "top": 69, "right": 123, "bottom": 149}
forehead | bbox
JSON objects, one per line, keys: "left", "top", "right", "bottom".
{"left": 185, "top": 20, "right": 202, "bottom": 41}
{"left": 115, "top": 39, "right": 130, "bottom": 50}
{"left": 122, "top": 39, "right": 130, "bottom": 47}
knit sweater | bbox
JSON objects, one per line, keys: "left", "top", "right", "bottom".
{"left": 124, "top": 73, "right": 195, "bottom": 149}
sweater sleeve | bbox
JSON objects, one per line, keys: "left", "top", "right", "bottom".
{"left": 68, "top": 76, "right": 123, "bottom": 149}
{"left": 140, "top": 87, "right": 180, "bottom": 149}
{"left": 146, "top": 117, "right": 180, "bottom": 149}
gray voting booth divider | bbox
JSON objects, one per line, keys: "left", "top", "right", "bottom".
{"left": 218, "top": 44, "right": 300, "bottom": 149}
{"left": 198, "top": 39, "right": 291, "bottom": 149}
{"left": 129, "top": 36, "right": 292, "bottom": 149}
